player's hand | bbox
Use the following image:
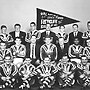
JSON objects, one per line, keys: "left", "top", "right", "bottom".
{"left": 6, "top": 76, "right": 10, "bottom": 80}
{"left": 1, "top": 77, "right": 6, "bottom": 81}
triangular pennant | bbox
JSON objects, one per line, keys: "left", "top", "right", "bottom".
{"left": 36, "top": 8, "right": 80, "bottom": 30}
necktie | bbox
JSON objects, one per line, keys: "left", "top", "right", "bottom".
{"left": 32, "top": 44, "right": 34, "bottom": 59}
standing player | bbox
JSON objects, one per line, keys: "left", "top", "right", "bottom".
{"left": 56, "top": 25, "right": 69, "bottom": 44}
{"left": 25, "top": 22, "right": 41, "bottom": 42}
{"left": 0, "top": 25, "right": 13, "bottom": 47}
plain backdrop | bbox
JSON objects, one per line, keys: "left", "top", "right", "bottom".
{"left": 0, "top": 0, "right": 90, "bottom": 34}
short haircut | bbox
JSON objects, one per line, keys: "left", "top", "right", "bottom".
{"left": 74, "top": 37, "right": 79, "bottom": 41}
{"left": 14, "top": 24, "right": 21, "bottom": 28}
{"left": 30, "top": 22, "right": 36, "bottom": 26}
{"left": 31, "top": 35, "right": 36, "bottom": 38}
{"left": 87, "top": 21, "right": 90, "bottom": 25}
{"left": 72, "top": 24, "right": 78, "bottom": 28}
{"left": 15, "top": 37, "right": 21, "bottom": 41}
{"left": 0, "top": 42, "right": 6, "bottom": 46}
{"left": 59, "top": 25, "right": 65, "bottom": 29}
{"left": 1, "top": 25, "right": 7, "bottom": 29}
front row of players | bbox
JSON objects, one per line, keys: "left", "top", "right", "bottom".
{"left": 0, "top": 55, "right": 90, "bottom": 89}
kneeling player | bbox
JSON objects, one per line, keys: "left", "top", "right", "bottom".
{"left": 19, "top": 58, "right": 36, "bottom": 89}
{"left": 77, "top": 55, "right": 90, "bottom": 88}
{"left": 0, "top": 56, "right": 18, "bottom": 88}
{"left": 57, "top": 56, "right": 76, "bottom": 88}
{"left": 36, "top": 57, "right": 57, "bottom": 89}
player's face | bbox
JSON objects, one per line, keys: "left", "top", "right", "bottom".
{"left": 0, "top": 43, "right": 6, "bottom": 50}
{"left": 6, "top": 61, "right": 11, "bottom": 64}
{"left": 30, "top": 36, "right": 36, "bottom": 44}
{"left": 45, "top": 38, "right": 52, "bottom": 45}
{"left": 82, "top": 57, "right": 88, "bottom": 65}
{"left": 59, "top": 26, "right": 65, "bottom": 32}
{"left": 26, "top": 60, "right": 31, "bottom": 65}
{"left": 74, "top": 38, "right": 79, "bottom": 45}
{"left": 46, "top": 24, "right": 51, "bottom": 31}
{"left": 87, "top": 23, "right": 90, "bottom": 30}
{"left": 30, "top": 24, "right": 36, "bottom": 31}
{"left": 73, "top": 25, "right": 78, "bottom": 32}
{"left": 15, "top": 39, "right": 21, "bottom": 45}
{"left": 62, "top": 56, "right": 69, "bottom": 63}
{"left": 44, "top": 58, "right": 50, "bottom": 65}
{"left": 1, "top": 27, "right": 7, "bottom": 34}
{"left": 15, "top": 26, "right": 20, "bottom": 32}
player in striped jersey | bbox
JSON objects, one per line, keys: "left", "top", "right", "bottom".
{"left": 83, "top": 39, "right": 90, "bottom": 62}
{"left": 0, "top": 42, "right": 12, "bottom": 61}
{"left": 25, "top": 22, "right": 41, "bottom": 42}
{"left": 36, "top": 57, "right": 57, "bottom": 89}
{"left": 77, "top": 55, "right": 90, "bottom": 88}
{"left": 57, "top": 56, "right": 76, "bottom": 88}
{"left": 40, "top": 36, "right": 57, "bottom": 62}
{"left": 68, "top": 38, "right": 83, "bottom": 59}
{"left": 10, "top": 37, "right": 26, "bottom": 67}
{"left": 0, "top": 56, "right": 18, "bottom": 88}
{"left": 19, "top": 58, "right": 36, "bottom": 89}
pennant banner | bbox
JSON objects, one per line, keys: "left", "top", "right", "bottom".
{"left": 36, "top": 8, "right": 80, "bottom": 30}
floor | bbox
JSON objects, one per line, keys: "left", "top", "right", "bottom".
{"left": 1, "top": 84, "right": 90, "bottom": 90}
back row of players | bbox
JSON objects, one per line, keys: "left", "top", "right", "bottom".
{"left": 0, "top": 22, "right": 90, "bottom": 89}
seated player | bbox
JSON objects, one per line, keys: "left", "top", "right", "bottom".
{"left": 10, "top": 37, "right": 26, "bottom": 67}
{"left": 0, "top": 42, "right": 12, "bottom": 60}
{"left": 19, "top": 58, "right": 36, "bottom": 89}
{"left": 36, "top": 57, "right": 57, "bottom": 89}
{"left": 0, "top": 25, "right": 13, "bottom": 47}
{"left": 56, "top": 25, "right": 69, "bottom": 44}
{"left": 68, "top": 38, "right": 84, "bottom": 59}
{"left": 57, "top": 56, "right": 76, "bottom": 88}
{"left": 40, "top": 36, "right": 57, "bottom": 62}
{"left": 77, "top": 55, "right": 90, "bottom": 88}
{"left": 0, "top": 56, "right": 18, "bottom": 88}
{"left": 83, "top": 39, "right": 90, "bottom": 62}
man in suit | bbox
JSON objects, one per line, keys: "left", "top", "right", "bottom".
{"left": 69, "top": 24, "right": 83, "bottom": 46}
{"left": 26, "top": 35, "right": 40, "bottom": 66}
{"left": 39, "top": 23, "right": 58, "bottom": 45}
{"left": 9, "top": 24, "right": 26, "bottom": 45}
{"left": 57, "top": 37, "right": 69, "bottom": 61}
